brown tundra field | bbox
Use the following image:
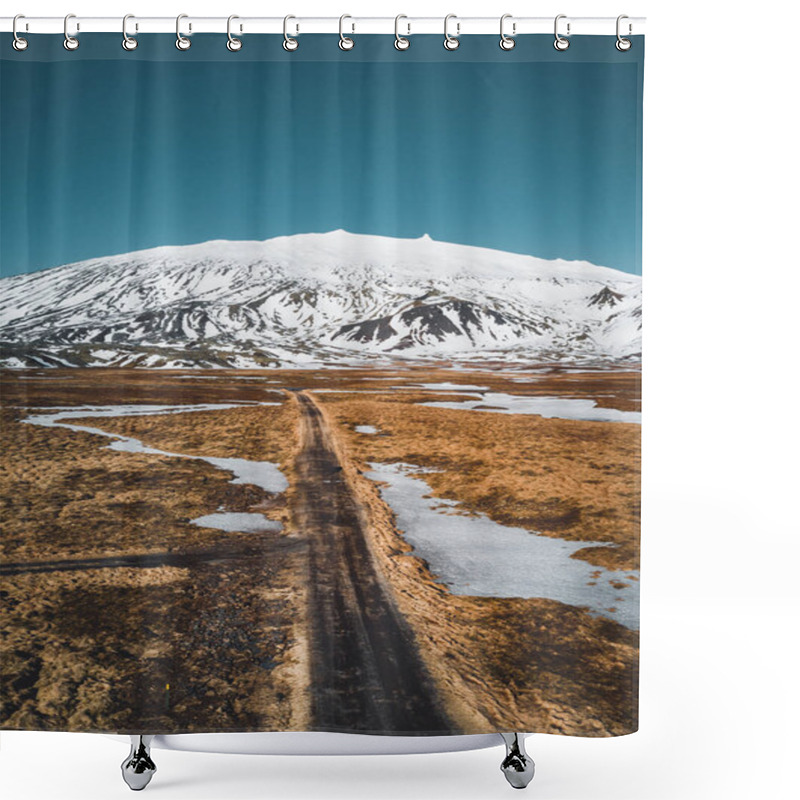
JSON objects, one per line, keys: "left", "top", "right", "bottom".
{"left": 0, "top": 366, "right": 640, "bottom": 737}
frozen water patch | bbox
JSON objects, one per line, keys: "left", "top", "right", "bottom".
{"left": 407, "top": 383, "right": 491, "bottom": 392}
{"left": 25, "top": 402, "right": 276, "bottom": 418}
{"left": 355, "top": 425, "right": 379, "bottom": 434}
{"left": 23, "top": 403, "right": 288, "bottom": 493}
{"left": 366, "top": 462, "right": 639, "bottom": 629}
{"left": 421, "top": 393, "right": 641, "bottom": 423}
{"left": 305, "top": 385, "right": 636, "bottom": 421}
{"left": 191, "top": 512, "right": 282, "bottom": 533}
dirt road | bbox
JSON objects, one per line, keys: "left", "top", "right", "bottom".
{"left": 291, "top": 391, "right": 454, "bottom": 734}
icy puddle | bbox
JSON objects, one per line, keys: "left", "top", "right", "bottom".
{"left": 191, "top": 512, "right": 282, "bottom": 533}
{"left": 365, "top": 462, "right": 639, "bottom": 629}
{"left": 420, "top": 393, "right": 641, "bottom": 424}
{"left": 355, "top": 425, "right": 379, "bottom": 434}
{"left": 24, "top": 403, "right": 288, "bottom": 502}
{"left": 404, "top": 383, "right": 490, "bottom": 393}
{"left": 308, "top": 384, "right": 638, "bottom": 423}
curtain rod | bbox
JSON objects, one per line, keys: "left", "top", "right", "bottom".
{"left": 1, "top": 16, "right": 645, "bottom": 36}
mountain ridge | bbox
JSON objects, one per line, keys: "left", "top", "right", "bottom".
{"left": 0, "top": 231, "right": 641, "bottom": 369}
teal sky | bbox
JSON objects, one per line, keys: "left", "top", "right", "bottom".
{"left": 1, "top": 34, "right": 643, "bottom": 277}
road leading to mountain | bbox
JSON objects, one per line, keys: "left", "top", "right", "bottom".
{"left": 290, "top": 391, "right": 454, "bottom": 734}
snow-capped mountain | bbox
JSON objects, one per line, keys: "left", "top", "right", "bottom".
{"left": 0, "top": 230, "right": 641, "bottom": 368}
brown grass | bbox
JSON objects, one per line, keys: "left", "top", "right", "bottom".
{"left": 0, "top": 390, "right": 309, "bottom": 733}
{"left": 0, "top": 367, "right": 640, "bottom": 735}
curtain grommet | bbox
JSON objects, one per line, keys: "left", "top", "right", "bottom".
{"left": 283, "top": 15, "right": 299, "bottom": 51}
{"left": 499, "top": 14, "right": 516, "bottom": 51}
{"left": 444, "top": 14, "right": 460, "bottom": 51}
{"left": 176, "top": 14, "right": 191, "bottom": 51}
{"left": 226, "top": 15, "right": 242, "bottom": 51}
{"left": 63, "top": 14, "right": 79, "bottom": 51}
{"left": 122, "top": 14, "right": 138, "bottom": 51}
{"left": 339, "top": 15, "right": 355, "bottom": 51}
{"left": 12, "top": 14, "right": 29, "bottom": 51}
{"left": 394, "top": 15, "right": 410, "bottom": 51}
{"left": 554, "top": 15, "right": 570, "bottom": 51}
{"left": 615, "top": 15, "right": 632, "bottom": 51}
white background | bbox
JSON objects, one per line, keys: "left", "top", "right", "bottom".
{"left": 1, "top": 1, "right": 798, "bottom": 798}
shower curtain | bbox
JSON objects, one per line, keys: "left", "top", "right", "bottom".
{"left": 0, "top": 31, "right": 643, "bottom": 737}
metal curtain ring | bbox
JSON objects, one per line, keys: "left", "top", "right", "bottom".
{"left": 122, "top": 14, "right": 138, "bottom": 50}
{"left": 12, "top": 14, "right": 28, "bottom": 51}
{"left": 394, "top": 14, "right": 410, "bottom": 51}
{"left": 176, "top": 14, "right": 191, "bottom": 50}
{"left": 63, "top": 13, "right": 79, "bottom": 50}
{"left": 554, "top": 14, "right": 570, "bottom": 51}
{"left": 499, "top": 14, "right": 515, "bottom": 50}
{"left": 444, "top": 14, "right": 459, "bottom": 50}
{"left": 283, "top": 15, "right": 299, "bottom": 51}
{"left": 227, "top": 15, "right": 242, "bottom": 51}
{"left": 616, "top": 14, "right": 632, "bottom": 51}
{"left": 339, "top": 14, "right": 354, "bottom": 50}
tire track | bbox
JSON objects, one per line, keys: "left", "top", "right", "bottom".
{"left": 0, "top": 538, "right": 300, "bottom": 576}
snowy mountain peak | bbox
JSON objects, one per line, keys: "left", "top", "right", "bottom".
{"left": 0, "top": 231, "right": 641, "bottom": 369}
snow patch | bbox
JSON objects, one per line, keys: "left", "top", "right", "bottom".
{"left": 366, "top": 462, "right": 639, "bottom": 629}
{"left": 191, "top": 512, "right": 282, "bottom": 533}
